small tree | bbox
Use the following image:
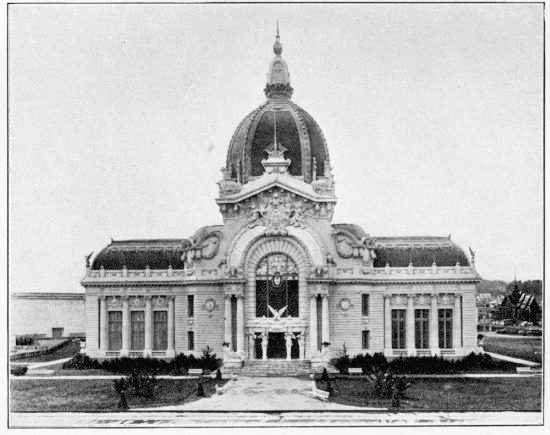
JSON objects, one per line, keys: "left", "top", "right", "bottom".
{"left": 113, "top": 378, "right": 129, "bottom": 410}
{"left": 197, "top": 380, "right": 205, "bottom": 397}
{"left": 216, "top": 369, "right": 223, "bottom": 382}
{"left": 199, "top": 346, "right": 219, "bottom": 372}
{"left": 334, "top": 343, "right": 351, "bottom": 374}
{"left": 320, "top": 367, "right": 329, "bottom": 382}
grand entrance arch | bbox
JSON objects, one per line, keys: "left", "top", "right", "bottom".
{"left": 241, "top": 236, "right": 312, "bottom": 360}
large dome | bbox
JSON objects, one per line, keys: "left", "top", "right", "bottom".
{"left": 225, "top": 30, "right": 331, "bottom": 185}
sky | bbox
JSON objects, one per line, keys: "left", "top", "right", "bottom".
{"left": 8, "top": 3, "right": 543, "bottom": 293}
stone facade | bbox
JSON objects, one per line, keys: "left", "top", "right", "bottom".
{"left": 81, "top": 31, "right": 481, "bottom": 365}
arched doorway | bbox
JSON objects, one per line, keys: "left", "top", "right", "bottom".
{"left": 255, "top": 253, "right": 299, "bottom": 319}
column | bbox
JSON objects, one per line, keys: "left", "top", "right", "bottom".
{"left": 430, "top": 294, "right": 439, "bottom": 355}
{"left": 298, "top": 333, "right": 305, "bottom": 359}
{"left": 236, "top": 295, "right": 244, "bottom": 354}
{"left": 224, "top": 295, "right": 232, "bottom": 348}
{"left": 321, "top": 294, "right": 330, "bottom": 345}
{"left": 406, "top": 295, "right": 415, "bottom": 356}
{"left": 384, "top": 295, "right": 392, "bottom": 353}
{"left": 167, "top": 296, "right": 175, "bottom": 357}
{"left": 248, "top": 333, "right": 255, "bottom": 359}
{"left": 453, "top": 294, "right": 462, "bottom": 353}
{"left": 144, "top": 296, "right": 152, "bottom": 357}
{"left": 121, "top": 296, "right": 130, "bottom": 356}
{"left": 309, "top": 295, "right": 318, "bottom": 356}
{"left": 100, "top": 296, "right": 108, "bottom": 352}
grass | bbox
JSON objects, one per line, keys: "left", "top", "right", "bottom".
{"left": 316, "top": 377, "right": 542, "bottom": 411}
{"left": 13, "top": 340, "right": 82, "bottom": 363}
{"left": 483, "top": 335, "right": 542, "bottom": 364}
{"left": 10, "top": 378, "right": 223, "bottom": 412}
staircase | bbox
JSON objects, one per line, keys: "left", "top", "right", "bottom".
{"left": 222, "top": 359, "right": 313, "bottom": 377}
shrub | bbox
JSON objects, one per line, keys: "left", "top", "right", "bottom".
{"left": 320, "top": 368, "right": 329, "bottom": 382}
{"left": 62, "top": 353, "right": 100, "bottom": 370}
{"left": 199, "top": 346, "right": 219, "bottom": 372}
{"left": 197, "top": 380, "right": 205, "bottom": 397}
{"left": 113, "top": 378, "right": 129, "bottom": 410}
{"left": 333, "top": 343, "right": 351, "bottom": 374}
{"left": 126, "top": 370, "right": 158, "bottom": 398}
{"left": 10, "top": 366, "right": 27, "bottom": 376}
{"left": 216, "top": 369, "right": 223, "bottom": 382}
{"left": 346, "top": 352, "right": 516, "bottom": 375}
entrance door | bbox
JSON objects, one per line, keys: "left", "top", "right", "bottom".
{"left": 267, "top": 332, "right": 286, "bottom": 358}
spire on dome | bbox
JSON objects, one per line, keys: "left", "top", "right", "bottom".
{"left": 265, "top": 22, "right": 293, "bottom": 100}
{"left": 273, "top": 20, "right": 282, "bottom": 56}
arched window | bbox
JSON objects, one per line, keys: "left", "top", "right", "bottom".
{"left": 255, "top": 253, "right": 299, "bottom": 318}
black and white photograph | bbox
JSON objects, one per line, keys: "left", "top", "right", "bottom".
{"left": 6, "top": 1, "right": 545, "bottom": 429}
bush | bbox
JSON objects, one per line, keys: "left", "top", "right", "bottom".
{"left": 126, "top": 370, "right": 158, "bottom": 398}
{"left": 199, "top": 346, "right": 219, "bottom": 372}
{"left": 10, "top": 366, "right": 28, "bottom": 376}
{"left": 113, "top": 378, "right": 129, "bottom": 410}
{"left": 62, "top": 353, "right": 100, "bottom": 370}
{"left": 320, "top": 368, "right": 329, "bottom": 382}
{"left": 346, "top": 352, "right": 516, "bottom": 374}
{"left": 197, "top": 380, "right": 205, "bottom": 397}
{"left": 216, "top": 369, "right": 222, "bottom": 382}
{"left": 333, "top": 343, "right": 351, "bottom": 374}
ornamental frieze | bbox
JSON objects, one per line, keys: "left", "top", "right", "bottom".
{"left": 244, "top": 189, "right": 310, "bottom": 236}
{"left": 224, "top": 283, "right": 244, "bottom": 298}
{"left": 201, "top": 298, "right": 218, "bottom": 317}
{"left": 152, "top": 296, "right": 169, "bottom": 307}
{"left": 129, "top": 296, "right": 146, "bottom": 307}
{"left": 413, "top": 294, "right": 430, "bottom": 305}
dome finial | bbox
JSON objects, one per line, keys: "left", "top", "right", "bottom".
{"left": 273, "top": 20, "right": 282, "bottom": 56}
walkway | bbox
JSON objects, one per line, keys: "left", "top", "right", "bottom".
{"left": 9, "top": 411, "right": 543, "bottom": 427}
{"left": 484, "top": 351, "right": 540, "bottom": 367}
{"left": 134, "top": 376, "right": 373, "bottom": 411}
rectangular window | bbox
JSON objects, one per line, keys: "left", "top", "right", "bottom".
{"left": 415, "top": 309, "right": 430, "bottom": 349}
{"left": 131, "top": 311, "right": 145, "bottom": 350}
{"left": 153, "top": 311, "right": 167, "bottom": 350}
{"left": 188, "top": 331, "right": 194, "bottom": 351}
{"left": 108, "top": 311, "right": 122, "bottom": 351}
{"left": 391, "top": 309, "right": 406, "bottom": 349}
{"left": 362, "top": 330, "right": 370, "bottom": 349}
{"left": 362, "top": 294, "right": 370, "bottom": 316}
{"left": 188, "top": 295, "right": 194, "bottom": 318}
{"left": 438, "top": 309, "right": 453, "bottom": 349}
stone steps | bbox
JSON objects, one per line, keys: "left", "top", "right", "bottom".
{"left": 222, "top": 359, "right": 314, "bottom": 377}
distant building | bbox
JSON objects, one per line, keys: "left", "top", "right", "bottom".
{"left": 10, "top": 293, "right": 85, "bottom": 338}
{"left": 495, "top": 283, "right": 541, "bottom": 323}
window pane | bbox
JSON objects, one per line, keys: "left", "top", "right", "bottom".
{"left": 153, "top": 311, "right": 167, "bottom": 350}
{"left": 362, "top": 294, "right": 369, "bottom": 316}
{"left": 415, "top": 309, "right": 429, "bottom": 349}
{"left": 392, "top": 309, "right": 406, "bottom": 349}
{"left": 188, "top": 331, "right": 194, "bottom": 350}
{"left": 131, "top": 311, "right": 145, "bottom": 350}
{"left": 438, "top": 309, "right": 453, "bottom": 349}
{"left": 362, "top": 330, "right": 369, "bottom": 349}
{"left": 188, "top": 295, "right": 194, "bottom": 318}
{"left": 108, "top": 311, "right": 122, "bottom": 350}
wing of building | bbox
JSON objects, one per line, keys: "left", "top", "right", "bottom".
{"left": 81, "top": 29, "right": 482, "bottom": 368}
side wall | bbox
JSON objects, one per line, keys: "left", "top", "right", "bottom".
{"left": 10, "top": 294, "right": 86, "bottom": 338}
{"left": 329, "top": 284, "right": 384, "bottom": 357}
{"left": 175, "top": 285, "right": 225, "bottom": 357}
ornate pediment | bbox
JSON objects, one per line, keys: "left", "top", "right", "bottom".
{"left": 245, "top": 188, "right": 309, "bottom": 236}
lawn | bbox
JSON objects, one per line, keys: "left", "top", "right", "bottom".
{"left": 10, "top": 378, "right": 222, "bottom": 412}
{"left": 483, "top": 335, "right": 542, "bottom": 364}
{"left": 316, "top": 377, "right": 542, "bottom": 411}
{"left": 13, "top": 340, "right": 82, "bottom": 363}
